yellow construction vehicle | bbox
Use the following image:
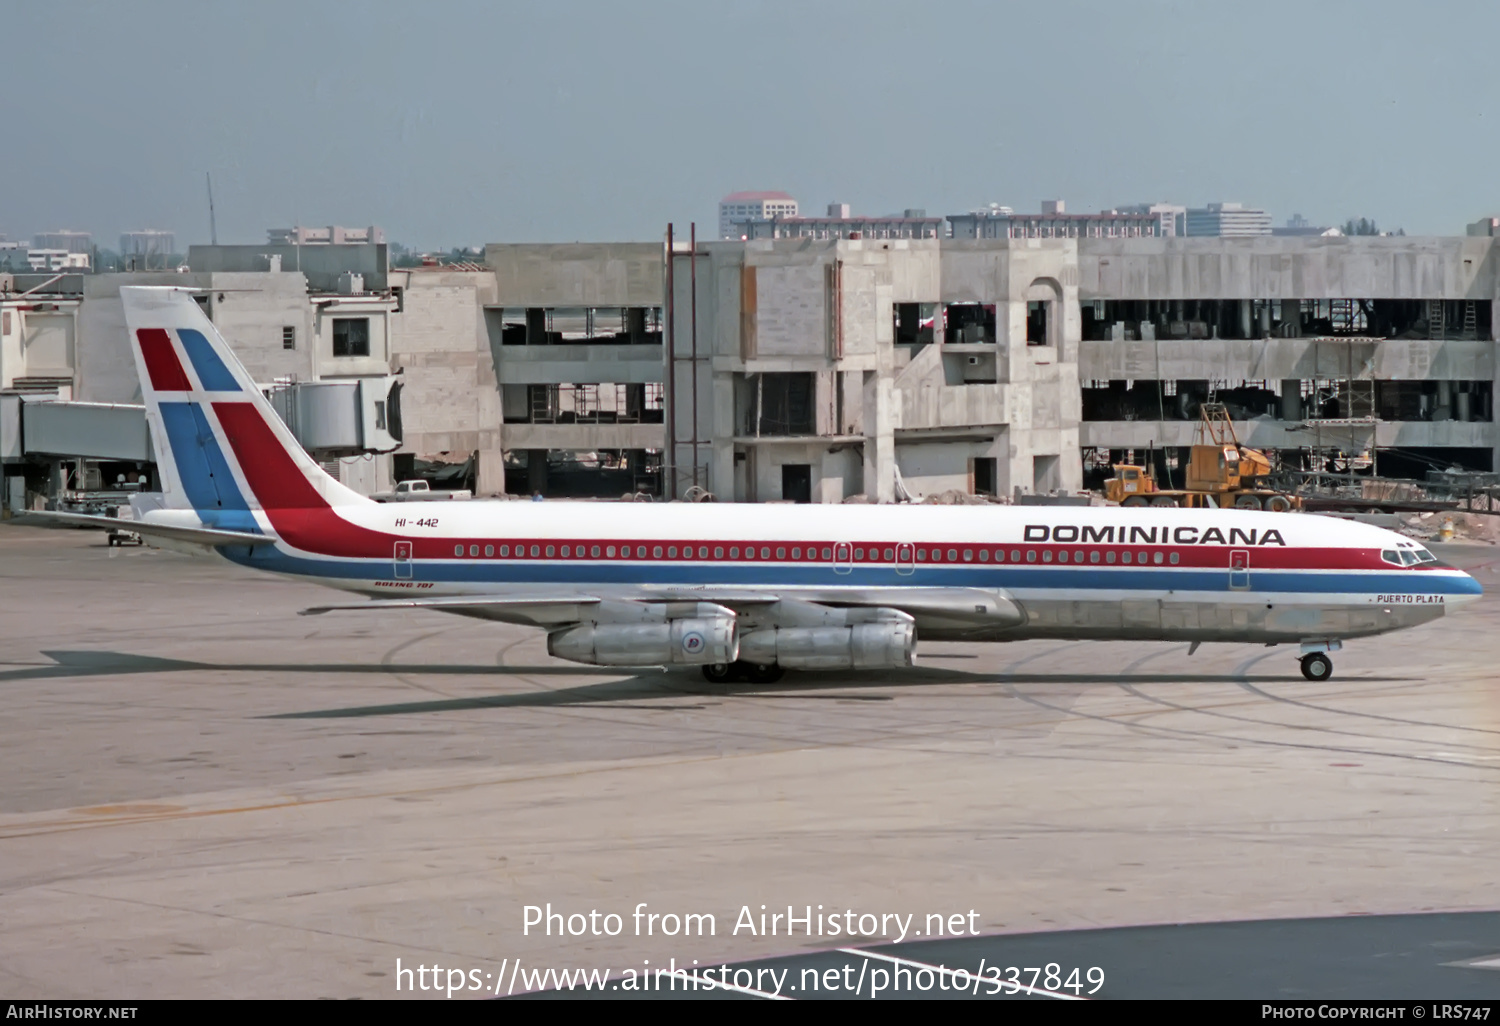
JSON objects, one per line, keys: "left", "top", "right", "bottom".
{"left": 1103, "top": 403, "right": 1301, "bottom": 511}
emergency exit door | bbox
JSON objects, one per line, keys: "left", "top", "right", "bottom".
{"left": 1230, "top": 549, "right": 1250, "bottom": 590}
{"left": 895, "top": 542, "right": 915, "bottom": 575}
{"left": 394, "top": 540, "right": 413, "bottom": 579}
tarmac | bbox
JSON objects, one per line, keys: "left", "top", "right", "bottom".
{"left": 1, "top": 525, "right": 1498, "bottom": 999}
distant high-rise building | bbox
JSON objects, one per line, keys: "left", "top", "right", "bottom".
{"left": 1116, "top": 203, "right": 1187, "bottom": 237}
{"left": 948, "top": 202, "right": 1161, "bottom": 240}
{"left": 733, "top": 203, "right": 944, "bottom": 241}
{"left": 33, "top": 230, "right": 92, "bottom": 254}
{"left": 718, "top": 192, "right": 798, "bottom": 239}
{"left": 1185, "top": 202, "right": 1272, "bottom": 237}
{"left": 1271, "top": 214, "right": 1342, "bottom": 238}
{"left": 267, "top": 225, "right": 386, "bottom": 246}
{"left": 119, "top": 230, "right": 177, "bottom": 267}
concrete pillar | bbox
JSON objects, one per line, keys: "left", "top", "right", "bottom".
{"left": 862, "top": 372, "right": 895, "bottom": 502}
{"left": 1279, "top": 300, "right": 1299, "bottom": 338}
{"left": 476, "top": 449, "right": 507, "bottom": 496}
{"left": 1436, "top": 381, "right": 1452, "bottom": 420}
{"left": 1281, "top": 380, "right": 1302, "bottom": 420}
{"left": 525, "top": 308, "right": 546, "bottom": 346}
{"left": 526, "top": 449, "right": 548, "bottom": 494}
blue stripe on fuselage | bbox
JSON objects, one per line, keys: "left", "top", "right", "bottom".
{"left": 158, "top": 401, "right": 260, "bottom": 533}
{"left": 219, "top": 547, "right": 1481, "bottom": 597}
{"left": 178, "top": 329, "right": 241, "bottom": 391}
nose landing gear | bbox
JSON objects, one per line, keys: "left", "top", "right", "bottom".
{"left": 1299, "top": 652, "right": 1333, "bottom": 682}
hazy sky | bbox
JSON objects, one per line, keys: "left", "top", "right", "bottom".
{"left": 6, "top": 0, "right": 1497, "bottom": 249}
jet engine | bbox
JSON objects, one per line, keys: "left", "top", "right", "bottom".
{"left": 738, "top": 608, "right": 916, "bottom": 670}
{"left": 547, "top": 602, "right": 738, "bottom": 667}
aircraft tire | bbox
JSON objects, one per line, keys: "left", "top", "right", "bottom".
{"left": 1300, "top": 653, "right": 1333, "bottom": 682}
{"left": 743, "top": 662, "right": 785, "bottom": 684}
{"left": 701, "top": 662, "right": 737, "bottom": 684}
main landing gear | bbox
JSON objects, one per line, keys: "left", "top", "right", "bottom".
{"left": 1299, "top": 652, "right": 1333, "bottom": 682}
{"left": 702, "top": 661, "right": 785, "bottom": 684}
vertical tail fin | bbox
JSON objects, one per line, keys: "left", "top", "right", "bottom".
{"left": 122, "top": 286, "right": 371, "bottom": 527}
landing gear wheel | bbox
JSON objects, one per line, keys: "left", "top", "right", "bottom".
{"left": 1300, "top": 652, "right": 1333, "bottom": 682}
{"left": 743, "top": 662, "right": 784, "bottom": 684}
{"left": 701, "top": 662, "right": 736, "bottom": 684}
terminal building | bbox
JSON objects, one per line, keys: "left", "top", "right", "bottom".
{"left": 3, "top": 232, "right": 1498, "bottom": 511}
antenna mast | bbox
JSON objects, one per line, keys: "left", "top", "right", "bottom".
{"left": 206, "top": 172, "right": 218, "bottom": 245}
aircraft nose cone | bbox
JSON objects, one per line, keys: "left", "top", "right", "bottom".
{"left": 1447, "top": 571, "right": 1484, "bottom": 610}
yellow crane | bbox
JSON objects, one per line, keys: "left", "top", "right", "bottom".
{"left": 1103, "top": 403, "right": 1301, "bottom": 510}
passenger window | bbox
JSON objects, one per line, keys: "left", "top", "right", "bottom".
{"left": 1169, "top": 552, "right": 1179, "bottom": 564}
{"left": 791, "top": 547, "right": 800, "bottom": 559}
{"left": 591, "top": 545, "right": 600, "bottom": 558}
{"left": 485, "top": 545, "right": 494, "bottom": 557}
{"left": 1122, "top": 552, "right": 1132, "bottom": 564}
{"left": 962, "top": 549, "right": 972, "bottom": 561}
{"left": 760, "top": 547, "right": 770, "bottom": 559}
{"left": 1042, "top": 550, "right": 1053, "bottom": 563}
{"left": 530, "top": 545, "right": 540, "bottom": 557}
{"left": 854, "top": 548, "right": 864, "bottom": 559}
{"left": 1106, "top": 551, "right": 1116, "bottom": 564}
{"left": 730, "top": 547, "right": 739, "bottom": 558}
{"left": 979, "top": 549, "right": 989, "bottom": 562}
{"left": 947, "top": 549, "right": 957, "bottom": 561}
{"left": 653, "top": 546, "right": 663, "bottom": 558}
{"left": 561, "top": 546, "right": 570, "bottom": 558}
{"left": 714, "top": 546, "right": 724, "bottom": 559}
{"left": 1058, "top": 551, "right": 1069, "bottom": 563}
{"left": 821, "top": 547, "right": 832, "bottom": 560}
{"left": 1089, "top": 551, "right": 1099, "bottom": 563}
{"left": 1011, "top": 550, "right": 1021, "bottom": 562}
{"left": 885, "top": 548, "right": 895, "bottom": 561}
{"left": 776, "top": 547, "right": 786, "bottom": 559}
{"left": 500, "top": 545, "right": 509, "bottom": 557}
{"left": 917, "top": 549, "right": 927, "bottom": 560}
{"left": 545, "top": 545, "right": 554, "bottom": 557}
{"left": 667, "top": 546, "right": 677, "bottom": 558}
{"left": 1153, "top": 552, "right": 1164, "bottom": 565}
{"left": 454, "top": 545, "right": 463, "bottom": 557}
{"left": 1137, "top": 551, "right": 1147, "bottom": 563}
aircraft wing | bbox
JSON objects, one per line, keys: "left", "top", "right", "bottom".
{"left": 301, "top": 595, "right": 606, "bottom": 628}
{"left": 11, "top": 510, "right": 278, "bottom": 548}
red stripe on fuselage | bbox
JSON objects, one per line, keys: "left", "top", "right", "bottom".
{"left": 137, "top": 329, "right": 192, "bottom": 391}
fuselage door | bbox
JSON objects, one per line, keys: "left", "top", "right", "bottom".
{"left": 1230, "top": 548, "right": 1250, "bottom": 590}
{"left": 833, "top": 542, "right": 853, "bottom": 575}
{"left": 895, "top": 542, "right": 915, "bottom": 575}
{"left": 394, "top": 540, "right": 413, "bottom": 580}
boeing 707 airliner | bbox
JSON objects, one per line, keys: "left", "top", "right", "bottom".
{"left": 17, "top": 287, "right": 1482, "bottom": 683}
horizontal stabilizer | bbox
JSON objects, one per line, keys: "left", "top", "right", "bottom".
{"left": 11, "top": 510, "right": 278, "bottom": 548}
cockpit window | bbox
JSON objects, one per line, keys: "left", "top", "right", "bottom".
{"left": 1399, "top": 549, "right": 1419, "bottom": 566}
{"left": 1413, "top": 547, "right": 1438, "bottom": 564}
{"left": 1381, "top": 549, "right": 1405, "bottom": 566}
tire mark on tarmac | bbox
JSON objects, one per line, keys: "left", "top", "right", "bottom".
{"left": 1107, "top": 649, "right": 1500, "bottom": 757}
